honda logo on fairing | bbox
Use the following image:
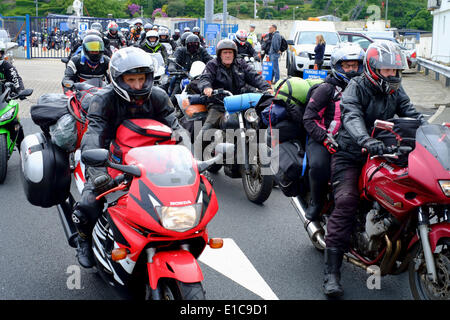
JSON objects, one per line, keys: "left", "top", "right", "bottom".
{"left": 170, "top": 200, "right": 192, "bottom": 206}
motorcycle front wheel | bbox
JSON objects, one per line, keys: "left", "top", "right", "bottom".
{"left": 146, "top": 279, "right": 206, "bottom": 300}
{"left": 241, "top": 163, "right": 273, "bottom": 204}
{"left": 408, "top": 239, "right": 450, "bottom": 300}
{"left": 0, "top": 134, "right": 9, "bottom": 184}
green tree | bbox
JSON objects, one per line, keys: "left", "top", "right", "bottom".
{"left": 166, "top": 0, "right": 185, "bottom": 17}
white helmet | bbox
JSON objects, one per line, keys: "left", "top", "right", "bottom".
{"left": 146, "top": 30, "right": 159, "bottom": 48}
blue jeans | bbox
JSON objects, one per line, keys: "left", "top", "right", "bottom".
{"left": 269, "top": 53, "right": 280, "bottom": 83}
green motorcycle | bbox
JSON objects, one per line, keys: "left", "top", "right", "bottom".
{"left": 0, "top": 81, "right": 33, "bottom": 183}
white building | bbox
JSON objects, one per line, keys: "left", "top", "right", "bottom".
{"left": 429, "top": 0, "right": 450, "bottom": 63}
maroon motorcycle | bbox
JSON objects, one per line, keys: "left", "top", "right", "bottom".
{"left": 292, "top": 119, "right": 450, "bottom": 300}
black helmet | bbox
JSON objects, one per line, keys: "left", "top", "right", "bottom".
{"left": 109, "top": 47, "right": 154, "bottom": 104}
{"left": 216, "top": 39, "right": 237, "bottom": 60}
{"left": 82, "top": 34, "right": 104, "bottom": 64}
{"left": 180, "top": 31, "right": 193, "bottom": 47}
{"left": 186, "top": 34, "right": 200, "bottom": 54}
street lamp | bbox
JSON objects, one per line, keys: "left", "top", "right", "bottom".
{"left": 35, "top": 0, "right": 38, "bottom": 17}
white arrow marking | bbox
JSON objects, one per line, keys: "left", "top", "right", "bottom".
{"left": 199, "top": 238, "right": 279, "bottom": 300}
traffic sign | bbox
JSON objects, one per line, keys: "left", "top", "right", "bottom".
{"left": 79, "top": 22, "right": 88, "bottom": 32}
{"left": 303, "top": 69, "right": 327, "bottom": 80}
{"left": 262, "top": 61, "right": 273, "bottom": 82}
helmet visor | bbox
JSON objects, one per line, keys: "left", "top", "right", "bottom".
{"left": 84, "top": 41, "right": 104, "bottom": 52}
{"left": 367, "top": 43, "right": 407, "bottom": 70}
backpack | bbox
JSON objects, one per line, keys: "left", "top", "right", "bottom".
{"left": 280, "top": 36, "right": 288, "bottom": 53}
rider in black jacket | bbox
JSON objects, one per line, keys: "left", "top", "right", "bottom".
{"left": 233, "top": 29, "right": 259, "bottom": 60}
{"left": 73, "top": 47, "right": 182, "bottom": 268}
{"left": 0, "top": 44, "right": 25, "bottom": 148}
{"left": 62, "top": 34, "right": 110, "bottom": 91}
{"left": 168, "top": 34, "right": 212, "bottom": 97}
{"left": 0, "top": 46, "right": 24, "bottom": 93}
{"left": 322, "top": 41, "right": 425, "bottom": 298}
{"left": 196, "top": 39, "right": 272, "bottom": 145}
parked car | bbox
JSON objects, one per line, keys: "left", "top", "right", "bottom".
{"left": 371, "top": 36, "right": 417, "bottom": 69}
{"left": 286, "top": 21, "right": 341, "bottom": 77}
{"left": 338, "top": 31, "right": 374, "bottom": 51}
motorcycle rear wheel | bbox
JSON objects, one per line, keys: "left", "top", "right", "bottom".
{"left": 147, "top": 279, "right": 206, "bottom": 300}
{"left": 408, "top": 239, "right": 450, "bottom": 300}
{"left": 0, "top": 134, "right": 9, "bottom": 184}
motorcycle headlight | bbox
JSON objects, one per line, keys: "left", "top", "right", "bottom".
{"left": 0, "top": 108, "right": 16, "bottom": 122}
{"left": 155, "top": 204, "right": 202, "bottom": 232}
{"left": 298, "top": 51, "right": 309, "bottom": 58}
{"left": 439, "top": 180, "right": 450, "bottom": 197}
{"left": 244, "top": 108, "right": 259, "bottom": 123}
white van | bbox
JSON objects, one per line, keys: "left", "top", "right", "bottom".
{"left": 286, "top": 21, "right": 341, "bottom": 76}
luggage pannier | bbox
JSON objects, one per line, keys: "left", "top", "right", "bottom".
{"left": 270, "top": 140, "right": 306, "bottom": 197}
{"left": 30, "top": 93, "right": 70, "bottom": 134}
{"left": 109, "top": 119, "right": 176, "bottom": 170}
{"left": 20, "top": 132, "right": 71, "bottom": 208}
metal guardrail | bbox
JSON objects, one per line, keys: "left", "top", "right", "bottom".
{"left": 417, "top": 57, "right": 450, "bottom": 87}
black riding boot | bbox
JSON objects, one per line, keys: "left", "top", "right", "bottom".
{"left": 306, "top": 172, "right": 326, "bottom": 221}
{"left": 323, "top": 247, "right": 344, "bottom": 298}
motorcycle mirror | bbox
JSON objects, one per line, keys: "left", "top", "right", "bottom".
{"left": 374, "top": 120, "right": 394, "bottom": 131}
{"left": 81, "top": 149, "right": 109, "bottom": 167}
{"left": 17, "top": 88, "right": 33, "bottom": 100}
{"left": 61, "top": 57, "right": 69, "bottom": 64}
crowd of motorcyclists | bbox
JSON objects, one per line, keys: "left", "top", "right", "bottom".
{"left": 5, "top": 18, "right": 429, "bottom": 300}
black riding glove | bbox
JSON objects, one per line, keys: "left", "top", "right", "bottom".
{"left": 363, "top": 138, "right": 385, "bottom": 156}
{"left": 86, "top": 167, "right": 114, "bottom": 195}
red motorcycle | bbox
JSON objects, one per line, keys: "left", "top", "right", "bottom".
{"left": 291, "top": 119, "right": 450, "bottom": 300}
{"left": 57, "top": 120, "right": 232, "bottom": 299}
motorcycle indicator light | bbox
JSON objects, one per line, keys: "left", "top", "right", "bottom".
{"left": 156, "top": 204, "right": 202, "bottom": 232}
{"left": 439, "top": 180, "right": 450, "bottom": 197}
{"left": 111, "top": 248, "right": 128, "bottom": 261}
{"left": 208, "top": 238, "right": 223, "bottom": 249}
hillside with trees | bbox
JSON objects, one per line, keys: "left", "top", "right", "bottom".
{"left": 0, "top": 0, "right": 433, "bottom": 31}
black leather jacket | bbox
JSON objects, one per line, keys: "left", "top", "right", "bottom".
{"left": 337, "top": 75, "right": 425, "bottom": 158}
{"left": 198, "top": 57, "right": 271, "bottom": 111}
{"left": 233, "top": 39, "right": 258, "bottom": 60}
{"left": 171, "top": 46, "right": 212, "bottom": 72}
{"left": 81, "top": 85, "right": 181, "bottom": 154}
{"left": 63, "top": 54, "right": 110, "bottom": 85}
{"left": 0, "top": 60, "right": 24, "bottom": 93}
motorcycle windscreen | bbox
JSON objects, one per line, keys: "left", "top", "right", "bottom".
{"left": 416, "top": 124, "right": 450, "bottom": 171}
{"left": 149, "top": 53, "right": 165, "bottom": 77}
{"left": 126, "top": 145, "right": 197, "bottom": 187}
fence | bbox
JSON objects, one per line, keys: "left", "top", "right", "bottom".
{"left": 0, "top": 14, "right": 153, "bottom": 59}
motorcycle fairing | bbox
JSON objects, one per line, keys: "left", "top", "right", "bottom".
{"left": 147, "top": 250, "right": 204, "bottom": 290}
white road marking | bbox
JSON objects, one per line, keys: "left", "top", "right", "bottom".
{"left": 199, "top": 238, "right": 279, "bottom": 300}
{"left": 428, "top": 105, "right": 446, "bottom": 124}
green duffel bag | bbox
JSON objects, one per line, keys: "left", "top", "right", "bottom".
{"left": 274, "top": 77, "right": 323, "bottom": 106}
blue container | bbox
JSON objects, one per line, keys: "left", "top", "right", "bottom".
{"left": 224, "top": 93, "right": 263, "bottom": 114}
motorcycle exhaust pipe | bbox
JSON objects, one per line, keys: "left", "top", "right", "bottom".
{"left": 291, "top": 196, "right": 326, "bottom": 250}
{"left": 56, "top": 196, "right": 78, "bottom": 248}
